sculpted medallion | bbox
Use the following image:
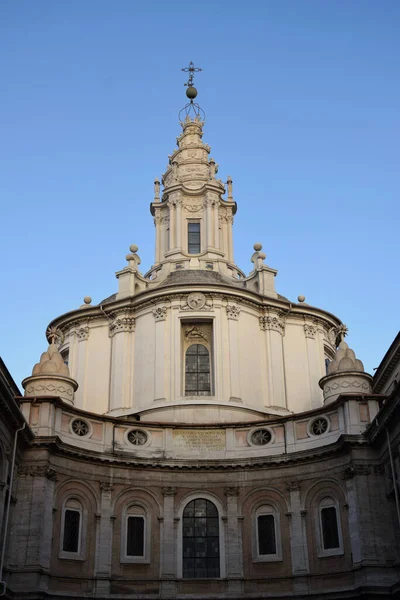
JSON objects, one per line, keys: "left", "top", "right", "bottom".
{"left": 187, "top": 292, "right": 206, "bottom": 310}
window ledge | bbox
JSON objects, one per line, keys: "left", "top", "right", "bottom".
{"left": 59, "top": 552, "right": 85, "bottom": 561}
{"left": 317, "top": 549, "right": 344, "bottom": 558}
{"left": 120, "top": 557, "right": 150, "bottom": 564}
{"left": 253, "top": 555, "right": 283, "bottom": 563}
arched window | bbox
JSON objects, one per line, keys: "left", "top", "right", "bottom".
{"left": 182, "top": 498, "right": 219, "bottom": 578}
{"left": 185, "top": 344, "right": 211, "bottom": 396}
{"left": 254, "top": 504, "right": 282, "bottom": 562}
{"left": 318, "top": 496, "right": 343, "bottom": 556}
{"left": 60, "top": 498, "right": 83, "bottom": 558}
{"left": 121, "top": 504, "right": 150, "bottom": 563}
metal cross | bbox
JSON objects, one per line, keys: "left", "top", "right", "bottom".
{"left": 46, "top": 326, "right": 60, "bottom": 345}
{"left": 181, "top": 61, "right": 202, "bottom": 87}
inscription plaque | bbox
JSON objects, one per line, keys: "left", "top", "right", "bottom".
{"left": 173, "top": 429, "right": 225, "bottom": 453}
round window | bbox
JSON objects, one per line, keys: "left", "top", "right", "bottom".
{"left": 71, "top": 418, "right": 90, "bottom": 437}
{"left": 250, "top": 429, "right": 272, "bottom": 446}
{"left": 310, "top": 417, "right": 329, "bottom": 436}
{"left": 127, "top": 429, "right": 148, "bottom": 446}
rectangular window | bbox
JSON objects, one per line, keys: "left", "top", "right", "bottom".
{"left": 62, "top": 509, "right": 80, "bottom": 553}
{"left": 127, "top": 516, "right": 145, "bottom": 557}
{"left": 321, "top": 507, "right": 340, "bottom": 550}
{"left": 257, "top": 514, "right": 276, "bottom": 555}
{"left": 188, "top": 222, "right": 200, "bottom": 254}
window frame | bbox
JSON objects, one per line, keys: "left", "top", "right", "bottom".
{"left": 59, "top": 498, "right": 85, "bottom": 561}
{"left": 176, "top": 493, "right": 226, "bottom": 579}
{"left": 317, "top": 496, "right": 344, "bottom": 557}
{"left": 182, "top": 321, "right": 214, "bottom": 398}
{"left": 253, "top": 504, "right": 282, "bottom": 563}
{"left": 187, "top": 221, "right": 201, "bottom": 255}
{"left": 185, "top": 343, "right": 211, "bottom": 396}
{"left": 120, "top": 504, "right": 150, "bottom": 564}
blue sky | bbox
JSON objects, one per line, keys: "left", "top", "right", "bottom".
{"left": 1, "top": 0, "right": 399, "bottom": 388}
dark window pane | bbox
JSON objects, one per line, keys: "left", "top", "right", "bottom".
{"left": 258, "top": 514, "right": 276, "bottom": 555}
{"left": 63, "top": 509, "right": 80, "bottom": 553}
{"left": 183, "top": 499, "right": 220, "bottom": 578}
{"left": 183, "top": 558, "right": 194, "bottom": 578}
{"left": 188, "top": 223, "right": 201, "bottom": 254}
{"left": 127, "top": 516, "right": 144, "bottom": 556}
{"left": 321, "top": 507, "right": 340, "bottom": 549}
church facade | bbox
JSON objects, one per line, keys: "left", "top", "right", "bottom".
{"left": 1, "top": 74, "right": 399, "bottom": 599}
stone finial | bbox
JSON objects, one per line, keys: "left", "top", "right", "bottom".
{"left": 319, "top": 339, "right": 372, "bottom": 405}
{"left": 227, "top": 175, "right": 233, "bottom": 199}
{"left": 327, "top": 341, "right": 365, "bottom": 375}
{"left": 250, "top": 243, "right": 266, "bottom": 268}
{"left": 298, "top": 295, "right": 306, "bottom": 303}
{"left": 126, "top": 244, "right": 141, "bottom": 268}
{"left": 32, "top": 343, "right": 70, "bottom": 377}
{"left": 22, "top": 342, "right": 78, "bottom": 405}
{"left": 154, "top": 177, "right": 160, "bottom": 201}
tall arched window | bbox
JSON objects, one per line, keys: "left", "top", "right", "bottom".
{"left": 185, "top": 344, "right": 211, "bottom": 396}
{"left": 60, "top": 498, "right": 84, "bottom": 559}
{"left": 318, "top": 496, "right": 343, "bottom": 556}
{"left": 182, "top": 498, "right": 219, "bottom": 578}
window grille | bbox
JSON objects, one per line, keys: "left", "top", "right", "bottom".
{"left": 185, "top": 344, "right": 210, "bottom": 396}
{"left": 188, "top": 223, "right": 200, "bottom": 254}
{"left": 183, "top": 499, "right": 220, "bottom": 578}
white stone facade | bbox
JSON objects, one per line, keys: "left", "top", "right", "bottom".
{"left": 1, "top": 102, "right": 399, "bottom": 599}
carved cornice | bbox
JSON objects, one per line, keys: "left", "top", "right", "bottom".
{"left": 226, "top": 304, "right": 241, "bottom": 320}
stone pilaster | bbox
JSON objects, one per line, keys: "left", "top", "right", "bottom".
{"left": 160, "top": 487, "right": 177, "bottom": 597}
{"left": 94, "top": 482, "right": 114, "bottom": 596}
{"left": 8, "top": 467, "right": 56, "bottom": 592}
{"left": 226, "top": 305, "right": 242, "bottom": 402}
{"left": 224, "top": 487, "right": 243, "bottom": 594}
{"left": 260, "top": 313, "right": 286, "bottom": 409}
{"left": 287, "top": 482, "right": 309, "bottom": 578}
{"left": 109, "top": 312, "right": 135, "bottom": 412}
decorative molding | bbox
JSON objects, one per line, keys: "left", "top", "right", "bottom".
{"left": 162, "top": 487, "right": 177, "bottom": 496}
{"left": 76, "top": 326, "right": 89, "bottom": 341}
{"left": 286, "top": 481, "right": 301, "bottom": 492}
{"left": 24, "top": 382, "right": 74, "bottom": 401}
{"left": 341, "top": 464, "right": 372, "bottom": 480}
{"left": 187, "top": 292, "right": 206, "bottom": 310}
{"left": 109, "top": 313, "right": 135, "bottom": 337}
{"left": 304, "top": 324, "right": 317, "bottom": 339}
{"left": 226, "top": 304, "right": 241, "bottom": 320}
{"left": 259, "top": 314, "right": 285, "bottom": 335}
{"left": 18, "top": 465, "right": 58, "bottom": 482}
{"left": 100, "top": 482, "right": 114, "bottom": 492}
{"left": 153, "top": 306, "right": 167, "bottom": 322}
{"left": 224, "top": 486, "right": 239, "bottom": 496}
{"left": 180, "top": 293, "right": 213, "bottom": 312}
{"left": 184, "top": 325, "right": 209, "bottom": 343}
{"left": 184, "top": 203, "right": 203, "bottom": 213}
